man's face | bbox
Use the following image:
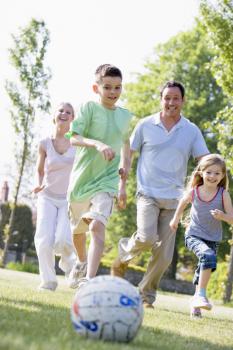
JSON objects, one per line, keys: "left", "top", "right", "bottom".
{"left": 161, "top": 87, "right": 184, "bottom": 118}
{"left": 94, "top": 76, "right": 122, "bottom": 109}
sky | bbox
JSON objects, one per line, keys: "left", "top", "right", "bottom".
{"left": 0, "top": 0, "right": 200, "bottom": 196}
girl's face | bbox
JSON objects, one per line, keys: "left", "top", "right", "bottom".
{"left": 54, "top": 103, "right": 74, "bottom": 125}
{"left": 201, "top": 164, "right": 224, "bottom": 187}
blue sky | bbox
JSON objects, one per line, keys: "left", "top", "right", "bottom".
{"left": 0, "top": 0, "right": 199, "bottom": 194}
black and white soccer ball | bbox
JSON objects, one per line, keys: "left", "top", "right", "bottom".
{"left": 71, "top": 275, "right": 143, "bottom": 342}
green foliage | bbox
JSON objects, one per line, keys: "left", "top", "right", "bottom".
{"left": 0, "top": 202, "right": 34, "bottom": 251}
{"left": 200, "top": 1, "right": 233, "bottom": 170}
{"left": 124, "top": 20, "right": 226, "bottom": 138}
{"left": 6, "top": 261, "right": 39, "bottom": 274}
{"left": 200, "top": 0, "right": 233, "bottom": 98}
{"left": 208, "top": 261, "right": 228, "bottom": 300}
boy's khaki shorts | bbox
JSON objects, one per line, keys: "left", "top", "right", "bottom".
{"left": 69, "top": 192, "right": 114, "bottom": 235}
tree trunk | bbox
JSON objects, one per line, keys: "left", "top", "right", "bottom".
{"left": 2, "top": 204, "right": 17, "bottom": 266}
{"left": 223, "top": 232, "right": 233, "bottom": 303}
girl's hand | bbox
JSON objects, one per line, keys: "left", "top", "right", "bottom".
{"left": 169, "top": 218, "right": 178, "bottom": 233}
{"left": 210, "top": 209, "right": 224, "bottom": 221}
{"left": 32, "top": 185, "right": 45, "bottom": 194}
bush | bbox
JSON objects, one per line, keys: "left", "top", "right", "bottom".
{"left": 207, "top": 261, "right": 228, "bottom": 301}
{"left": 6, "top": 261, "right": 39, "bottom": 274}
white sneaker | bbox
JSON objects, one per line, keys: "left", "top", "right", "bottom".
{"left": 76, "top": 277, "right": 89, "bottom": 290}
{"left": 68, "top": 261, "right": 87, "bottom": 289}
{"left": 192, "top": 296, "right": 212, "bottom": 310}
{"left": 38, "top": 281, "right": 58, "bottom": 291}
{"left": 190, "top": 306, "right": 202, "bottom": 319}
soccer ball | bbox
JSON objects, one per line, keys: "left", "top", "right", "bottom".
{"left": 71, "top": 275, "right": 143, "bottom": 342}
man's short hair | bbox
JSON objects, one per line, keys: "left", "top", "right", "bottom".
{"left": 95, "top": 64, "right": 122, "bottom": 83}
{"left": 160, "top": 81, "right": 185, "bottom": 99}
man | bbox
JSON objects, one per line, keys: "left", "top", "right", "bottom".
{"left": 111, "top": 81, "right": 209, "bottom": 308}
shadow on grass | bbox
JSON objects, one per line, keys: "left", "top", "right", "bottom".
{"left": 0, "top": 296, "right": 232, "bottom": 350}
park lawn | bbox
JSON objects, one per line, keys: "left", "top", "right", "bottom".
{"left": 0, "top": 269, "right": 232, "bottom": 350}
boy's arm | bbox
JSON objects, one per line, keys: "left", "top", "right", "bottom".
{"left": 70, "top": 134, "right": 115, "bottom": 161}
{"left": 119, "top": 140, "right": 133, "bottom": 180}
{"left": 210, "top": 190, "right": 233, "bottom": 225}
{"left": 169, "top": 190, "right": 193, "bottom": 233}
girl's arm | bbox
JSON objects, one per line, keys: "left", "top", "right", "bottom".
{"left": 210, "top": 190, "right": 233, "bottom": 225}
{"left": 32, "top": 144, "right": 46, "bottom": 193}
{"left": 169, "top": 190, "right": 193, "bottom": 232}
{"left": 70, "top": 134, "right": 115, "bottom": 162}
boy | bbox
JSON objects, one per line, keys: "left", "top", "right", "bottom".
{"left": 66, "top": 64, "right": 132, "bottom": 288}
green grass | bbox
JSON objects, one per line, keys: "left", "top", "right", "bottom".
{"left": 0, "top": 269, "right": 233, "bottom": 350}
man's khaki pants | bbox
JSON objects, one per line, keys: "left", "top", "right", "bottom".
{"left": 118, "top": 193, "right": 178, "bottom": 304}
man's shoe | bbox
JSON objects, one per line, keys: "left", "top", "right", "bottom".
{"left": 192, "top": 296, "right": 212, "bottom": 310}
{"left": 143, "top": 301, "right": 154, "bottom": 309}
{"left": 68, "top": 261, "right": 87, "bottom": 289}
{"left": 111, "top": 257, "right": 128, "bottom": 278}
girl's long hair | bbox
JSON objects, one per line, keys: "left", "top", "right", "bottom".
{"left": 186, "top": 153, "right": 228, "bottom": 191}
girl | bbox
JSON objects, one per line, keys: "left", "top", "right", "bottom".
{"left": 33, "top": 102, "right": 76, "bottom": 291}
{"left": 170, "top": 154, "right": 233, "bottom": 318}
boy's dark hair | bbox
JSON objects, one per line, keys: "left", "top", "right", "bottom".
{"left": 95, "top": 64, "right": 122, "bottom": 83}
{"left": 160, "top": 81, "right": 185, "bottom": 99}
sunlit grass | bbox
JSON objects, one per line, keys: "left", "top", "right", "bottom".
{"left": 0, "top": 268, "right": 232, "bottom": 350}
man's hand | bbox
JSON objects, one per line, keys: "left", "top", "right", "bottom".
{"left": 117, "top": 187, "right": 127, "bottom": 210}
{"left": 119, "top": 167, "right": 128, "bottom": 181}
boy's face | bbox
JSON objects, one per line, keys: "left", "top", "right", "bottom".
{"left": 93, "top": 76, "right": 122, "bottom": 109}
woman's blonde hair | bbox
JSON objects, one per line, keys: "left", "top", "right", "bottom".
{"left": 187, "top": 153, "right": 228, "bottom": 191}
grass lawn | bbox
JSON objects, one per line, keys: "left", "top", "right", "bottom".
{"left": 0, "top": 268, "right": 232, "bottom": 350}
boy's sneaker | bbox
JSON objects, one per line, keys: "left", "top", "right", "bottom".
{"left": 190, "top": 306, "right": 202, "bottom": 319}
{"left": 38, "top": 281, "right": 58, "bottom": 291}
{"left": 192, "top": 296, "right": 212, "bottom": 310}
{"left": 111, "top": 257, "right": 128, "bottom": 278}
{"left": 68, "top": 261, "right": 87, "bottom": 289}
{"left": 76, "top": 277, "right": 89, "bottom": 290}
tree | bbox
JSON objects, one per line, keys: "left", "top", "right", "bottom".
{"left": 200, "top": 0, "right": 233, "bottom": 302}
{"left": 1, "top": 19, "right": 51, "bottom": 266}
{"left": 107, "top": 21, "right": 226, "bottom": 277}
{"left": 0, "top": 203, "right": 34, "bottom": 258}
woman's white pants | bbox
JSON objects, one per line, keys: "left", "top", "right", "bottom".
{"left": 34, "top": 195, "right": 76, "bottom": 284}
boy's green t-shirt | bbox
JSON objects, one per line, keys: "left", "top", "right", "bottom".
{"left": 67, "top": 101, "right": 132, "bottom": 202}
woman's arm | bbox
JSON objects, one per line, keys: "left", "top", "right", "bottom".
{"left": 32, "top": 144, "right": 46, "bottom": 193}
